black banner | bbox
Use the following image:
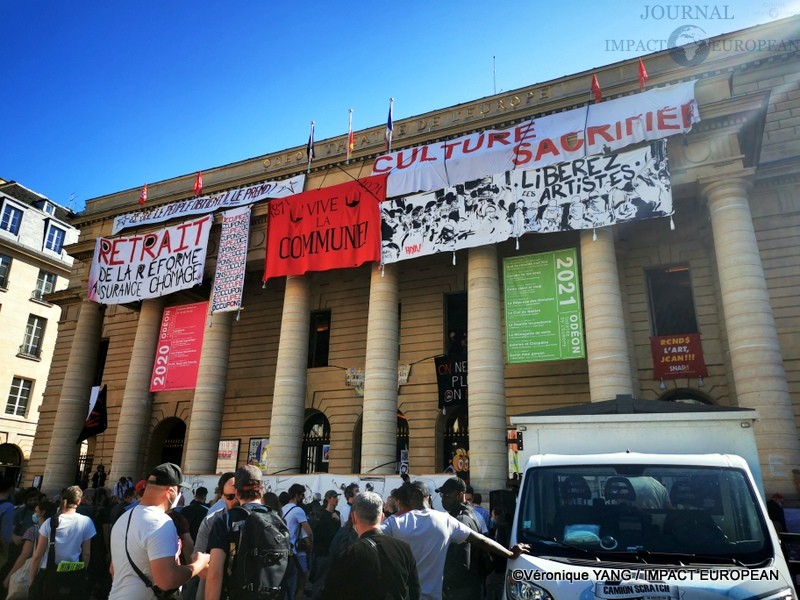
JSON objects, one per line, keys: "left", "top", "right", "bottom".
{"left": 435, "top": 355, "right": 468, "bottom": 412}
{"left": 76, "top": 385, "right": 108, "bottom": 444}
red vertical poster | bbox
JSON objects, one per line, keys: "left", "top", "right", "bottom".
{"left": 150, "top": 302, "right": 208, "bottom": 392}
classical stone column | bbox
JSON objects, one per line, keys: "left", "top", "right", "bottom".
{"left": 43, "top": 300, "right": 105, "bottom": 491}
{"left": 267, "top": 276, "right": 310, "bottom": 474}
{"left": 361, "top": 263, "right": 399, "bottom": 474}
{"left": 110, "top": 298, "right": 164, "bottom": 481}
{"left": 183, "top": 310, "right": 235, "bottom": 474}
{"left": 703, "top": 176, "right": 800, "bottom": 493}
{"left": 467, "top": 246, "right": 507, "bottom": 492}
{"left": 580, "top": 229, "right": 635, "bottom": 401}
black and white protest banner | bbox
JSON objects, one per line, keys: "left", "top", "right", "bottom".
{"left": 373, "top": 80, "right": 696, "bottom": 198}
{"left": 210, "top": 206, "right": 250, "bottom": 314}
{"left": 381, "top": 140, "right": 671, "bottom": 264}
{"left": 112, "top": 174, "right": 305, "bottom": 234}
{"left": 88, "top": 215, "right": 212, "bottom": 304}
{"left": 434, "top": 355, "right": 467, "bottom": 413}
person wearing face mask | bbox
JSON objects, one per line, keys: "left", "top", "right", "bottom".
{"left": 3, "top": 499, "right": 56, "bottom": 599}
{"left": 107, "top": 462, "right": 210, "bottom": 599}
{"left": 28, "top": 485, "right": 96, "bottom": 599}
{"left": 184, "top": 472, "right": 237, "bottom": 600}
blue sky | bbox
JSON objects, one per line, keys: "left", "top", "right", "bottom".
{"left": 3, "top": 1, "right": 795, "bottom": 212}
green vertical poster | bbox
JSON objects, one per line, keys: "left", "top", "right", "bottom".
{"left": 504, "top": 248, "right": 585, "bottom": 363}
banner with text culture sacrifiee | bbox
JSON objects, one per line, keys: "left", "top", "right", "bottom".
{"left": 382, "top": 141, "right": 671, "bottom": 264}
{"left": 263, "top": 174, "right": 387, "bottom": 280}
{"left": 88, "top": 215, "right": 212, "bottom": 304}
{"left": 112, "top": 174, "right": 306, "bottom": 234}
{"left": 150, "top": 301, "right": 208, "bottom": 392}
{"left": 374, "top": 80, "right": 697, "bottom": 198}
{"left": 211, "top": 206, "right": 251, "bottom": 314}
{"left": 504, "top": 249, "right": 585, "bottom": 363}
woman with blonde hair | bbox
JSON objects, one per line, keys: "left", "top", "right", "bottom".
{"left": 27, "top": 486, "right": 96, "bottom": 599}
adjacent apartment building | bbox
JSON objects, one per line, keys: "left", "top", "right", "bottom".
{"left": 23, "top": 15, "right": 800, "bottom": 498}
{"left": 0, "top": 179, "right": 78, "bottom": 484}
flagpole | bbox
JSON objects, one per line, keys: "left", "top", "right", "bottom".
{"left": 347, "top": 109, "right": 353, "bottom": 164}
{"left": 386, "top": 98, "right": 394, "bottom": 153}
{"left": 307, "top": 121, "right": 315, "bottom": 173}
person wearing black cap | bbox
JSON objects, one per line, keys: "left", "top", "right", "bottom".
{"left": 437, "top": 477, "right": 486, "bottom": 600}
{"left": 381, "top": 480, "right": 528, "bottom": 600}
{"left": 108, "top": 462, "right": 210, "bottom": 599}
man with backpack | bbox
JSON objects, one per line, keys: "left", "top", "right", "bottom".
{"left": 206, "top": 465, "right": 292, "bottom": 600}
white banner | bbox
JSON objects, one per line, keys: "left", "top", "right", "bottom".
{"left": 183, "top": 472, "right": 457, "bottom": 512}
{"left": 112, "top": 174, "right": 306, "bottom": 234}
{"left": 210, "top": 206, "right": 250, "bottom": 314}
{"left": 382, "top": 141, "right": 670, "bottom": 264}
{"left": 88, "top": 215, "right": 212, "bottom": 304}
{"left": 374, "top": 81, "right": 696, "bottom": 198}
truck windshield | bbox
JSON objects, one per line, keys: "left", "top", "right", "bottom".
{"left": 517, "top": 464, "right": 773, "bottom": 565}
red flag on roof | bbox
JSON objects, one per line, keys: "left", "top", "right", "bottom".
{"left": 193, "top": 172, "right": 203, "bottom": 197}
{"left": 138, "top": 184, "right": 148, "bottom": 206}
{"left": 638, "top": 59, "right": 649, "bottom": 90}
{"left": 591, "top": 75, "right": 602, "bottom": 103}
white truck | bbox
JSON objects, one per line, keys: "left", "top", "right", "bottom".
{"left": 503, "top": 397, "right": 796, "bottom": 599}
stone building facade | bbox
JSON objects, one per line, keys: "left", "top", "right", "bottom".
{"left": 26, "top": 16, "right": 800, "bottom": 497}
{"left": 0, "top": 180, "right": 78, "bottom": 484}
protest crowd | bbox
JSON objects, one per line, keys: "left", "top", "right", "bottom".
{"left": 0, "top": 463, "right": 527, "bottom": 600}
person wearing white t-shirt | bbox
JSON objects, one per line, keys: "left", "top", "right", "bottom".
{"left": 29, "top": 485, "right": 96, "bottom": 597}
{"left": 107, "top": 463, "right": 209, "bottom": 599}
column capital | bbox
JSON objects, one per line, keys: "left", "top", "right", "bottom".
{"left": 699, "top": 168, "right": 757, "bottom": 200}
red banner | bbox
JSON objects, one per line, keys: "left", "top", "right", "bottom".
{"left": 263, "top": 174, "right": 387, "bottom": 279}
{"left": 651, "top": 333, "right": 708, "bottom": 380}
{"left": 150, "top": 302, "right": 208, "bottom": 392}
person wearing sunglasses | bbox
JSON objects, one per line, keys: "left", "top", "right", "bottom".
{"left": 186, "top": 472, "right": 237, "bottom": 600}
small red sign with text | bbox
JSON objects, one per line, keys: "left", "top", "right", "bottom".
{"left": 651, "top": 333, "right": 707, "bottom": 380}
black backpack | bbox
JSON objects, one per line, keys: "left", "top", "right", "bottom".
{"left": 224, "top": 505, "right": 292, "bottom": 600}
